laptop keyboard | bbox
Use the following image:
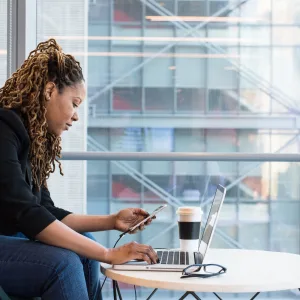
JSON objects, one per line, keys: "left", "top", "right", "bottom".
{"left": 157, "top": 250, "right": 189, "bottom": 265}
{"left": 156, "top": 250, "right": 202, "bottom": 265}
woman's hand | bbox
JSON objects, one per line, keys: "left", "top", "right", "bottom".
{"left": 105, "top": 241, "right": 159, "bottom": 265}
{"left": 113, "top": 208, "right": 155, "bottom": 234}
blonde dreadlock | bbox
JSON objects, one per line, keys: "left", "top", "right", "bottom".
{"left": 0, "top": 38, "right": 84, "bottom": 189}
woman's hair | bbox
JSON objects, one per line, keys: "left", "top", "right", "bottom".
{"left": 0, "top": 38, "right": 84, "bottom": 189}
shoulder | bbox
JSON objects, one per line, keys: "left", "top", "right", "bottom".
{"left": 0, "top": 108, "right": 29, "bottom": 146}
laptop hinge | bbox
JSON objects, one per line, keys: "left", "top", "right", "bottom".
{"left": 194, "top": 252, "right": 203, "bottom": 264}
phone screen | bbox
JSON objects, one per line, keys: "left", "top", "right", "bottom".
{"left": 129, "top": 204, "right": 167, "bottom": 232}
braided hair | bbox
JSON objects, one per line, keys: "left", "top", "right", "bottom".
{"left": 0, "top": 38, "right": 84, "bottom": 189}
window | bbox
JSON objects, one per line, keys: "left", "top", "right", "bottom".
{"left": 178, "top": 1, "right": 206, "bottom": 17}
{"left": 0, "top": 0, "right": 7, "bottom": 87}
{"left": 113, "top": 87, "right": 142, "bottom": 111}
{"left": 113, "top": 0, "right": 142, "bottom": 23}
{"left": 35, "top": 1, "right": 300, "bottom": 297}
{"left": 177, "top": 88, "right": 206, "bottom": 111}
{"left": 145, "top": 87, "right": 173, "bottom": 111}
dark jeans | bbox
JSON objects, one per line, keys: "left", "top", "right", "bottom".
{"left": 0, "top": 232, "right": 103, "bottom": 300}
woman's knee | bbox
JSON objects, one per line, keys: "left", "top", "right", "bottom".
{"left": 0, "top": 241, "right": 88, "bottom": 299}
{"left": 44, "top": 245, "right": 83, "bottom": 273}
{"left": 44, "top": 248, "right": 88, "bottom": 299}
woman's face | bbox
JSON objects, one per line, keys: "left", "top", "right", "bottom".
{"left": 44, "top": 81, "right": 86, "bottom": 136}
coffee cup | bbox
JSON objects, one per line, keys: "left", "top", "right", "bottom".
{"left": 176, "top": 206, "right": 203, "bottom": 252}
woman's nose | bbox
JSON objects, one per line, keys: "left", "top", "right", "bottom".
{"left": 72, "top": 111, "right": 79, "bottom": 122}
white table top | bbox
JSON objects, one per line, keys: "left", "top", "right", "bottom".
{"left": 101, "top": 249, "right": 300, "bottom": 293}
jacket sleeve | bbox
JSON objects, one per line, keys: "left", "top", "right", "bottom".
{"left": 0, "top": 120, "right": 56, "bottom": 239}
{"left": 41, "top": 186, "right": 72, "bottom": 221}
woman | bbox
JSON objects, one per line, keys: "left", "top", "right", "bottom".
{"left": 0, "top": 39, "right": 158, "bottom": 300}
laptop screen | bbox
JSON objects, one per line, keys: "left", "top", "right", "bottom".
{"left": 198, "top": 185, "right": 226, "bottom": 260}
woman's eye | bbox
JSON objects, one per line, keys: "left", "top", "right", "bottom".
{"left": 73, "top": 103, "right": 78, "bottom": 108}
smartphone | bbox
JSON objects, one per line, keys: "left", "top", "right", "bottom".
{"left": 128, "top": 204, "right": 168, "bottom": 232}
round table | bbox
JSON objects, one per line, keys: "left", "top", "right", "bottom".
{"left": 101, "top": 249, "right": 300, "bottom": 300}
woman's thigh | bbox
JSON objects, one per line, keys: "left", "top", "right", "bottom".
{"left": 0, "top": 235, "right": 89, "bottom": 300}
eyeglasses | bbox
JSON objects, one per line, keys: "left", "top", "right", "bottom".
{"left": 181, "top": 263, "right": 227, "bottom": 279}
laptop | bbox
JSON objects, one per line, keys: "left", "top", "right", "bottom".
{"left": 113, "top": 184, "right": 226, "bottom": 271}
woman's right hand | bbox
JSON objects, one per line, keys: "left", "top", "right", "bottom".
{"left": 105, "top": 241, "right": 159, "bottom": 265}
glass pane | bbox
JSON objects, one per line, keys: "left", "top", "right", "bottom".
{"left": 113, "top": 87, "right": 142, "bottom": 111}
{"left": 0, "top": 0, "right": 7, "bottom": 87}
{"left": 143, "top": 128, "right": 173, "bottom": 176}
{"left": 143, "top": 175, "right": 174, "bottom": 201}
{"left": 114, "top": 0, "right": 142, "bottom": 23}
{"left": 145, "top": 87, "right": 173, "bottom": 111}
{"left": 178, "top": 1, "right": 206, "bottom": 17}
{"left": 145, "top": 0, "right": 175, "bottom": 17}
{"left": 271, "top": 202, "right": 300, "bottom": 254}
{"left": 176, "top": 46, "right": 206, "bottom": 88}
{"left": 36, "top": 0, "right": 88, "bottom": 214}
{"left": 272, "top": 48, "right": 300, "bottom": 113}
{"left": 272, "top": 0, "right": 299, "bottom": 24}
{"left": 143, "top": 46, "right": 173, "bottom": 87}
{"left": 89, "top": 0, "right": 109, "bottom": 23}
{"left": 35, "top": 1, "right": 300, "bottom": 298}
{"left": 176, "top": 88, "right": 206, "bottom": 112}
{"left": 112, "top": 174, "right": 141, "bottom": 201}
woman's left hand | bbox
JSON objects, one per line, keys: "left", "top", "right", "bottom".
{"left": 114, "top": 208, "right": 155, "bottom": 234}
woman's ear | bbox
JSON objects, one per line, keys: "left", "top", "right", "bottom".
{"left": 44, "top": 82, "right": 56, "bottom": 101}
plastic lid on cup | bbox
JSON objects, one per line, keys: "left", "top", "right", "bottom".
{"left": 176, "top": 206, "right": 203, "bottom": 216}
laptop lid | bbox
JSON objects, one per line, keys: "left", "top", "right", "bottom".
{"left": 198, "top": 184, "right": 226, "bottom": 262}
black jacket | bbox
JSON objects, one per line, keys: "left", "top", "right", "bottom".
{"left": 0, "top": 108, "right": 71, "bottom": 239}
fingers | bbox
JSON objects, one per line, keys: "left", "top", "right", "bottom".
{"left": 134, "top": 208, "right": 149, "bottom": 217}
{"left": 129, "top": 225, "right": 145, "bottom": 234}
{"left": 134, "top": 215, "right": 156, "bottom": 233}
{"left": 136, "top": 244, "right": 158, "bottom": 264}
{"left": 144, "top": 215, "right": 156, "bottom": 225}
{"left": 113, "top": 242, "right": 158, "bottom": 265}
{"left": 139, "top": 224, "right": 146, "bottom": 231}
{"left": 141, "top": 245, "right": 159, "bottom": 264}
{"left": 127, "top": 242, "right": 158, "bottom": 264}
{"left": 128, "top": 208, "right": 158, "bottom": 234}
{"left": 129, "top": 228, "right": 139, "bottom": 234}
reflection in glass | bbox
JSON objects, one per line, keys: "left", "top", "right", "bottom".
{"left": 145, "top": 87, "right": 173, "bottom": 111}
{"left": 37, "top": 0, "right": 300, "bottom": 298}
{"left": 177, "top": 88, "right": 206, "bottom": 111}
{"left": 113, "top": 87, "right": 142, "bottom": 111}
{"left": 114, "top": 0, "right": 142, "bottom": 23}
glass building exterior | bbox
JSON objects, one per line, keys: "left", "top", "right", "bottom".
{"left": 85, "top": 0, "right": 300, "bottom": 250}
{"left": 1, "top": 0, "right": 300, "bottom": 298}
{"left": 86, "top": 2, "right": 300, "bottom": 297}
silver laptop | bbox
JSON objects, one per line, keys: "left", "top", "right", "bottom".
{"left": 113, "top": 184, "right": 226, "bottom": 271}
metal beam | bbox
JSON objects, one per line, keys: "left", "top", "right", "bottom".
{"left": 61, "top": 152, "right": 300, "bottom": 162}
{"left": 88, "top": 114, "right": 300, "bottom": 129}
